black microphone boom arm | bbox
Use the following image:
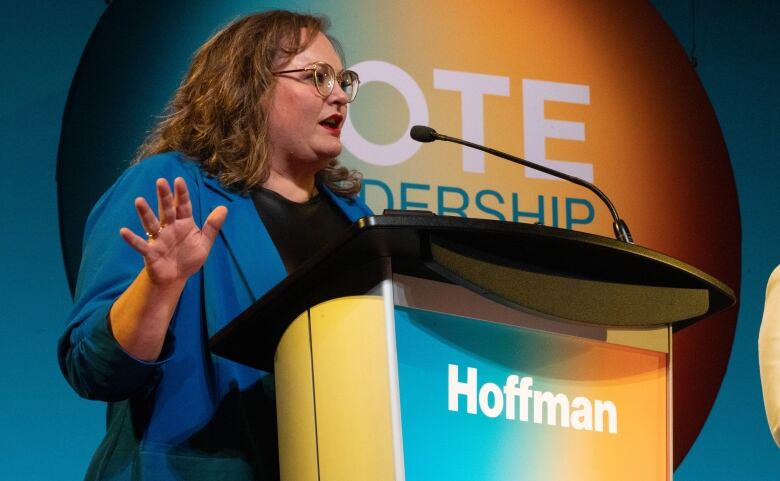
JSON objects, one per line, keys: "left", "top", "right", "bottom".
{"left": 410, "top": 125, "right": 633, "bottom": 243}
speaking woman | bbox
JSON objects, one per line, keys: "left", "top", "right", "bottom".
{"left": 58, "top": 10, "right": 370, "bottom": 480}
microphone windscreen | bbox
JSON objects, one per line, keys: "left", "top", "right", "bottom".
{"left": 410, "top": 125, "right": 438, "bottom": 143}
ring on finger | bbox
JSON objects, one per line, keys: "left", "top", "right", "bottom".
{"left": 145, "top": 223, "right": 166, "bottom": 240}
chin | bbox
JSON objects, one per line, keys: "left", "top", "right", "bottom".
{"left": 317, "top": 145, "right": 342, "bottom": 161}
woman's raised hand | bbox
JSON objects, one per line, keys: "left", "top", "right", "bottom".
{"left": 119, "top": 177, "right": 227, "bottom": 287}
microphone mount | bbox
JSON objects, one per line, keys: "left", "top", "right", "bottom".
{"left": 410, "top": 125, "right": 633, "bottom": 243}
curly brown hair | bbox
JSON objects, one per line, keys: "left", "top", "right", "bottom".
{"left": 135, "top": 10, "right": 361, "bottom": 196}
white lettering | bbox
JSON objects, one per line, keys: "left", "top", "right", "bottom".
{"left": 503, "top": 374, "right": 533, "bottom": 421}
{"left": 448, "top": 364, "right": 477, "bottom": 414}
{"left": 595, "top": 400, "right": 618, "bottom": 434}
{"left": 342, "top": 62, "right": 594, "bottom": 181}
{"left": 570, "top": 396, "right": 593, "bottom": 431}
{"left": 447, "top": 364, "right": 618, "bottom": 434}
{"left": 533, "top": 391, "right": 570, "bottom": 427}
{"left": 522, "top": 79, "right": 593, "bottom": 181}
{"left": 434, "top": 69, "right": 510, "bottom": 173}
{"left": 478, "top": 382, "right": 504, "bottom": 418}
{"left": 342, "top": 60, "right": 429, "bottom": 166}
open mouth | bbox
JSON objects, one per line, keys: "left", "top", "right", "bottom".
{"left": 319, "top": 114, "right": 343, "bottom": 129}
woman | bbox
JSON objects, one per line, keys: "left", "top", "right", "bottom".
{"left": 760, "top": 265, "right": 780, "bottom": 447}
{"left": 57, "top": 10, "right": 371, "bottom": 480}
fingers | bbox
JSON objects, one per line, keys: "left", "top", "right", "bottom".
{"left": 201, "top": 206, "right": 228, "bottom": 243}
{"left": 134, "top": 196, "right": 162, "bottom": 239}
{"left": 128, "top": 178, "right": 193, "bottom": 245}
{"left": 156, "top": 178, "right": 176, "bottom": 227}
{"left": 123, "top": 178, "right": 224, "bottom": 259}
{"left": 119, "top": 227, "right": 151, "bottom": 256}
{"left": 173, "top": 177, "right": 193, "bottom": 220}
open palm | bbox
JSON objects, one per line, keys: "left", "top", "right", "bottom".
{"left": 119, "top": 177, "right": 227, "bottom": 287}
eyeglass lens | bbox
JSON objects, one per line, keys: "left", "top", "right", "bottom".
{"left": 313, "top": 63, "right": 358, "bottom": 102}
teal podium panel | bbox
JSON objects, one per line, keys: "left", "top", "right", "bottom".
{"left": 395, "top": 305, "right": 668, "bottom": 481}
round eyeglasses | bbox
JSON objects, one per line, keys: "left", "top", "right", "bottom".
{"left": 273, "top": 62, "right": 360, "bottom": 103}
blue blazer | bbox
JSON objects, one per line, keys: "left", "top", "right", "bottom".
{"left": 58, "top": 152, "right": 372, "bottom": 480}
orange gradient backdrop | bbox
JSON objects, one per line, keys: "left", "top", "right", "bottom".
{"left": 336, "top": 0, "right": 739, "bottom": 466}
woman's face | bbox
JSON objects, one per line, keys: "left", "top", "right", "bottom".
{"left": 266, "top": 31, "right": 349, "bottom": 175}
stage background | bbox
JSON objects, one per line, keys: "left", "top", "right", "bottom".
{"left": 0, "top": 0, "right": 777, "bottom": 479}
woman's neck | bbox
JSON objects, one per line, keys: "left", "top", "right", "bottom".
{"left": 262, "top": 168, "right": 318, "bottom": 203}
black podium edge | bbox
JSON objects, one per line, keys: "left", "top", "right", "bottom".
{"left": 209, "top": 214, "right": 736, "bottom": 371}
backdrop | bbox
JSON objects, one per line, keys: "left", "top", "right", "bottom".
{"left": 1, "top": 1, "right": 778, "bottom": 479}
{"left": 56, "top": 1, "right": 739, "bottom": 469}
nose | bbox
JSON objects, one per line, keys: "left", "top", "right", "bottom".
{"left": 328, "top": 81, "right": 349, "bottom": 105}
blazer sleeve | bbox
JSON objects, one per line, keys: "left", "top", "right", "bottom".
{"left": 57, "top": 154, "right": 197, "bottom": 401}
{"left": 759, "top": 264, "right": 780, "bottom": 447}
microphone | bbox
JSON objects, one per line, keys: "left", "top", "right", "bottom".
{"left": 409, "top": 125, "right": 633, "bottom": 243}
{"left": 410, "top": 125, "right": 438, "bottom": 143}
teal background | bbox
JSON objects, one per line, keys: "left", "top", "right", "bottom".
{"left": 651, "top": 2, "right": 780, "bottom": 478}
{"left": 1, "top": 1, "right": 778, "bottom": 479}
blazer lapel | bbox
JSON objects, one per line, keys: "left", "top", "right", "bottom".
{"left": 197, "top": 175, "right": 373, "bottom": 336}
{"left": 200, "top": 174, "right": 287, "bottom": 304}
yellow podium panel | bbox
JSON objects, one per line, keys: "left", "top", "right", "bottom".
{"left": 276, "top": 295, "right": 399, "bottom": 481}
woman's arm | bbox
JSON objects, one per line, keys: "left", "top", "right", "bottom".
{"left": 58, "top": 156, "right": 226, "bottom": 400}
{"left": 759, "top": 265, "right": 780, "bottom": 447}
{"left": 109, "top": 177, "right": 226, "bottom": 361}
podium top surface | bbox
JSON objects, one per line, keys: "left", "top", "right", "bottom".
{"left": 210, "top": 214, "right": 736, "bottom": 371}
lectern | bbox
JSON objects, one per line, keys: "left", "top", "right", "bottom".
{"left": 210, "top": 214, "right": 734, "bottom": 481}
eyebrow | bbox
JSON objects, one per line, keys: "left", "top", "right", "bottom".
{"left": 282, "top": 61, "right": 348, "bottom": 73}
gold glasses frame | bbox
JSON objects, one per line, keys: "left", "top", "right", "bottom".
{"left": 273, "top": 61, "right": 360, "bottom": 103}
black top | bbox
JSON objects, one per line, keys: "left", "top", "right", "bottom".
{"left": 251, "top": 187, "right": 350, "bottom": 272}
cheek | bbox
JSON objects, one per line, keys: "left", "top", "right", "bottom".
{"left": 275, "top": 101, "right": 312, "bottom": 130}
{"left": 268, "top": 86, "right": 323, "bottom": 136}
{"left": 268, "top": 88, "right": 296, "bottom": 124}
{"left": 270, "top": 111, "right": 301, "bottom": 141}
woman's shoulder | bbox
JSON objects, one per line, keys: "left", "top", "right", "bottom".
{"left": 91, "top": 152, "right": 206, "bottom": 214}
{"left": 124, "top": 151, "right": 203, "bottom": 180}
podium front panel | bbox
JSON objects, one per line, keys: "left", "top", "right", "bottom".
{"left": 274, "top": 277, "right": 670, "bottom": 480}
{"left": 395, "top": 305, "right": 668, "bottom": 480}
